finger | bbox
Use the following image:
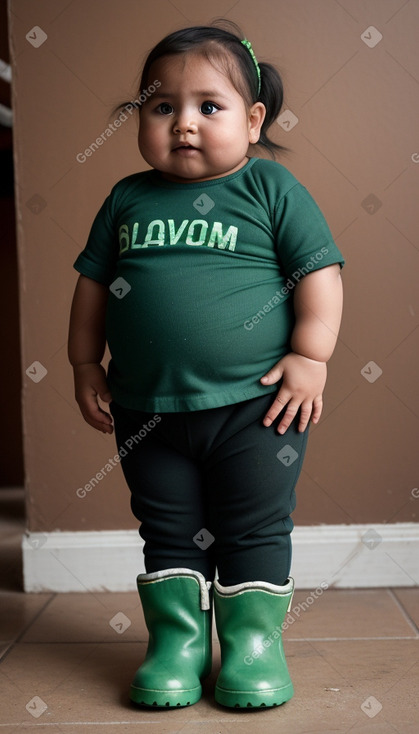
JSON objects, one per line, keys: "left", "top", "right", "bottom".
{"left": 298, "top": 400, "right": 314, "bottom": 433}
{"left": 91, "top": 406, "right": 113, "bottom": 428}
{"left": 262, "top": 390, "right": 290, "bottom": 427}
{"left": 96, "top": 405, "right": 113, "bottom": 426}
{"left": 78, "top": 394, "right": 113, "bottom": 430}
{"left": 98, "top": 420, "right": 114, "bottom": 435}
{"left": 96, "top": 378, "right": 112, "bottom": 404}
{"left": 310, "top": 395, "right": 323, "bottom": 425}
{"left": 82, "top": 408, "right": 114, "bottom": 434}
{"left": 277, "top": 402, "right": 300, "bottom": 434}
{"left": 260, "top": 362, "right": 284, "bottom": 386}
{"left": 89, "top": 418, "right": 114, "bottom": 434}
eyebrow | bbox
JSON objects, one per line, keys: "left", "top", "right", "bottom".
{"left": 152, "top": 90, "right": 229, "bottom": 100}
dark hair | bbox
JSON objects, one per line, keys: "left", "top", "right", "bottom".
{"left": 116, "top": 20, "right": 286, "bottom": 157}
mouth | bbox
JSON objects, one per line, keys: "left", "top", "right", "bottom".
{"left": 172, "top": 143, "right": 200, "bottom": 158}
{"left": 173, "top": 143, "right": 199, "bottom": 152}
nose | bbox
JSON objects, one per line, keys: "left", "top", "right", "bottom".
{"left": 172, "top": 109, "right": 198, "bottom": 134}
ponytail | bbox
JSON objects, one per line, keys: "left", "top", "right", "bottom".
{"left": 257, "top": 61, "right": 286, "bottom": 155}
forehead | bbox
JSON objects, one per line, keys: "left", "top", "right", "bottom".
{"left": 148, "top": 52, "right": 238, "bottom": 91}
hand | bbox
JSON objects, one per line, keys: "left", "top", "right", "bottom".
{"left": 260, "top": 352, "right": 327, "bottom": 434}
{"left": 73, "top": 363, "right": 113, "bottom": 434}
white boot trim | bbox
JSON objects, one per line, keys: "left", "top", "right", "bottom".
{"left": 214, "top": 576, "right": 294, "bottom": 604}
{"left": 136, "top": 567, "right": 212, "bottom": 610}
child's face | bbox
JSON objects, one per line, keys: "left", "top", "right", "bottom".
{"left": 138, "top": 53, "right": 265, "bottom": 183}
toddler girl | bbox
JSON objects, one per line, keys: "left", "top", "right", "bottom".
{"left": 68, "top": 22, "right": 344, "bottom": 710}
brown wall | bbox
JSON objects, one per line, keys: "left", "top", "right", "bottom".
{"left": 9, "top": 0, "right": 418, "bottom": 533}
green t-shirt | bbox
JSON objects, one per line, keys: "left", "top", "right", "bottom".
{"left": 74, "top": 157, "right": 344, "bottom": 412}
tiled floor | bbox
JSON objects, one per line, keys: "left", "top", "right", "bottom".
{"left": 1, "top": 489, "right": 418, "bottom": 733}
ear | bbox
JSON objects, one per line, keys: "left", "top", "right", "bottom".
{"left": 248, "top": 102, "right": 266, "bottom": 144}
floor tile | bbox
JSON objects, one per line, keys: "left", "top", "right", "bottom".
{"left": 0, "top": 591, "right": 52, "bottom": 641}
{"left": 0, "top": 638, "right": 417, "bottom": 732}
{"left": 19, "top": 592, "right": 232, "bottom": 644}
{"left": 0, "top": 641, "right": 12, "bottom": 660}
{"left": 392, "top": 587, "right": 419, "bottom": 629}
{"left": 302, "top": 637, "right": 419, "bottom": 731}
{"left": 286, "top": 588, "right": 418, "bottom": 639}
{"left": 18, "top": 588, "right": 418, "bottom": 647}
{"left": 20, "top": 592, "right": 143, "bottom": 643}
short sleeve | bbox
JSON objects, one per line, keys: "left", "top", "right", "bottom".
{"left": 274, "top": 183, "right": 345, "bottom": 282}
{"left": 73, "top": 193, "right": 119, "bottom": 286}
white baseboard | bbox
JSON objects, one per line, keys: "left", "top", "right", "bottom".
{"left": 22, "top": 523, "right": 419, "bottom": 592}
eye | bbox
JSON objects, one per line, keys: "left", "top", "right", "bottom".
{"left": 157, "top": 103, "right": 174, "bottom": 115}
{"left": 200, "top": 101, "right": 219, "bottom": 115}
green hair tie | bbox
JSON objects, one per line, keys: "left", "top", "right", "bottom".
{"left": 241, "top": 39, "right": 261, "bottom": 97}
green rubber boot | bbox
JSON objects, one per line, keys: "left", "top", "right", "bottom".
{"left": 130, "top": 568, "right": 212, "bottom": 708}
{"left": 214, "top": 576, "right": 295, "bottom": 708}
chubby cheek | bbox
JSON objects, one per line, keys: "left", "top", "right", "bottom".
{"left": 208, "top": 132, "right": 248, "bottom": 161}
{"left": 138, "top": 138, "right": 158, "bottom": 169}
{"left": 138, "top": 128, "right": 165, "bottom": 163}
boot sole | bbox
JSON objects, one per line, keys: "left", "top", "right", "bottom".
{"left": 130, "top": 683, "right": 202, "bottom": 708}
{"left": 215, "top": 682, "right": 294, "bottom": 709}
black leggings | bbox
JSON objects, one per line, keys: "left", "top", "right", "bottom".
{"left": 110, "top": 394, "right": 309, "bottom": 586}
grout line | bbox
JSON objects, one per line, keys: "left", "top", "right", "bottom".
{"left": 8, "top": 635, "right": 419, "bottom": 645}
{"left": 284, "top": 635, "right": 419, "bottom": 641}
{"left": 0, "top": 594, "right": 56, "bottom": 664}
{"left": 387, "top": 588, "right": 419, "bottom": 636}
{"left": 0, "top": 723, "right": 240, "bottom": 728}
{"left": 16, "top": 639, "right": 148, "bottom": 645}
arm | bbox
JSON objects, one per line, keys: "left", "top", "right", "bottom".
{"left": 68, "top": 274, "right": 113, "bottom": 434}
{"left": 261, "top": 264, "right": 343, "bottom": 433}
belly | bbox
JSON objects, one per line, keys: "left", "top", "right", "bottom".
{"left": 106, "top": 249, "right": 294, "bottom": 396}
